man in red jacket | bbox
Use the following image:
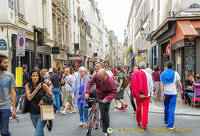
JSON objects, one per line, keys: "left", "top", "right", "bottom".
{"left": 84, "top": 69, "right": 117, "bottom": 136}
{"left": 130, "top": 62, "right": 153, "bottom": 130}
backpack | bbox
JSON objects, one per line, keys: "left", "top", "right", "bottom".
{"left": 122, "top": 74, "right": 129, "bottom": 89}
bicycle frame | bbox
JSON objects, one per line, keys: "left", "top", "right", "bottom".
{"left": 87, "top": 102, "right": 98, "bottom": 129}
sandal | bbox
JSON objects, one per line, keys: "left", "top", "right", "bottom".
{"left": 60, "top": 111, "right": 66, "bottom": 115}
{"left": 70, "top": 111, "right": 76, "bottom": 114}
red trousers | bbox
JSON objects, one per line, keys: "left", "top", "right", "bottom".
{"left": 135, "top": 96, "right": 150, "bottom": 127}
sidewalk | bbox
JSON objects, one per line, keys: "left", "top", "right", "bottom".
{"left": 149, "top": 100, "right": 200, "bottom": 116}
{"left": 125, "top": 89, "right": 200, "bottom": 116}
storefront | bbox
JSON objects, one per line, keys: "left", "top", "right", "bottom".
{"left": 171, "top": 21, "right": 200, "bottom": 82}
{"left": 148, "top": 18, "right": 200, "bottom": 84}
{"left": 11, "top": 34, "right": 51, "bottom": 74}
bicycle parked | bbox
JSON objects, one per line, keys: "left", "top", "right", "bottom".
{"left": 86, "top": 98, "right": 103, "bottom": 136}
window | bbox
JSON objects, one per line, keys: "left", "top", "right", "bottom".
{"left": 157, "top": 0, "right": 160, "bottom": 26}
{"left": 15, "top": 0, "right": 25, "bottom": 20}
{"left": 42, "top": 0, "right": 47, "bottom": 29}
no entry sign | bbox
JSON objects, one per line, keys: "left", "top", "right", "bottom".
{"left": 16, "top": 29, "right": 26, "bottom": 57}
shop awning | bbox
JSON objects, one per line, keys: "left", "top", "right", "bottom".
{"left": 171, "top": 21, "right": 199, "bottom": 44}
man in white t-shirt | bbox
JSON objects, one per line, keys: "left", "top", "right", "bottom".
{"left": 160, "top": 61, "right": 182, "bottom": 130}
{"left": 145, "top": 63, "right": 153, "bottom": 74}
{"left": 61, "top": 68, "right": 76, "bottom": 114}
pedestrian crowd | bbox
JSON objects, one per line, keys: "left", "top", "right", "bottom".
{"left": 1, "top": 53, "right": 199, "bottom": 136}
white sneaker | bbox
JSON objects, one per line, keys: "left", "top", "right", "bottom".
{"left": 169, "top": 126, "right": 175, "bottom": 130}
{"left": 79, "top": 122, "right": 83, "bottom": 127}
{"left": 83, "top": 122, "right": 87, "bottom": 127}
{"left": 132, "top": 111, "right": 136, "bottom": 115}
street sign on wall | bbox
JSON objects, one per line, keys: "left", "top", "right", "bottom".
{"left": 52, "top": 47, "right": 60, "bottom": 54}
{"left": 0, "top": 39, "right": 7, "bottom": 50}
{"left": 16, "top": 29, "right": 26, "bottom": 57}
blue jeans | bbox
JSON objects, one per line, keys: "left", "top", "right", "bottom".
{"left": 187, "top": 93, "right": 194, "bottom": 101}
{"left": 0, "top": 109, "right": 12, "bottom": 136}
{"left": 164, "top": 94, "right": 177, "bottom": 128}
{"left": 52, "top": 88, "right": 61, "bottom": 112}
{"left": 78, "top": 105, "right": 88, "bottom": 123}
{"left": 0, "top": 109, "right": 11, "bottom": 136}
{"left": 30, "top": 114, "right": 46, "bottom": 136}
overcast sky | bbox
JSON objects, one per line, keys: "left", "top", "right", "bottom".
{"left": 98, "top": 0, "right": 132, "bottom": 43}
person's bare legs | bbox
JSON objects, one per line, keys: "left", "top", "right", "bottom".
{"left": 61, "top": 102, "right": 70, "bottom": 114}
{"left": 115, "top": 100, "right": 119, "bottom": 108}
{"left": 119, "top": 99, "right": 126, "bottom": 107}
{"left": 70, "top": 102, "right": 76, "bottom": 113}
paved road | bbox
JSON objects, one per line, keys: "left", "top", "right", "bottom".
{"left": 10, "top": 93, "right": 200, "bottom": 136}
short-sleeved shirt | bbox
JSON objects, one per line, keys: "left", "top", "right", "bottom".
{"left": 0, "top": 72, "right": 16, "bottom": 109}
{"left": 50, "top": 74, "right": 61, "bottom": 88}
{"left": 163, "top": 71, "right": 181, "bottom": 95}
{"left": 145, "top": 68, "right": 153, "bottom": 74}
{"left": 64, "top": 74, "right": 75, "bottom": 91}
{"left": 116, "top": 72, "right": 124, "bottom": 90}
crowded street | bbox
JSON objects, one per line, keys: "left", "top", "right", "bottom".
{"left": 1, "top": 0, "right": 200, "bottom": 136}
{"left": 10, "top": 93, "right": 199, "bottom": 136}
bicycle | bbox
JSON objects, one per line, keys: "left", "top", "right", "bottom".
{"left": 86, "top": 98, "right": 103, "bottom": 136}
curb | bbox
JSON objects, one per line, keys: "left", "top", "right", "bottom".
{"left": 149, "top": 110, "right": 200, "bottom": 116}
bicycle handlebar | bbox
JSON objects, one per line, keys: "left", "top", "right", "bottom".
{"left": 86, "top": 97, "right": 104, "bottom": 103}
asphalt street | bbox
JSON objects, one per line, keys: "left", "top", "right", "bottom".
{"left": 9, "top": 93, "right": 200, "bottom": 136}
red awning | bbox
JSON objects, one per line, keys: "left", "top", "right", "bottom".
{"left": 171, "top": 21, "right": 199, "bottom": 44}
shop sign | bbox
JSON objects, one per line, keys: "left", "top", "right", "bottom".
{"left": 89, "top": 59, "right": 94, "bottom": 62}
{"left": 137, "top": 57, "right": 142, "bottom": 62}
{"left": 0, "top": 39, "right": 7, "bottom": 50}
{"left": 166, "top": 44, "right": 171, "bottom": 55}
{"left": 52, "top": 47, "right": 60, "bottom": 54}
{"left": 69, "top": 57, "right": 81, "bottom": 60}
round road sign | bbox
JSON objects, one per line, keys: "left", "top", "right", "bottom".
{"left": 19, "top": 37, "right": 24, "bottom": 47}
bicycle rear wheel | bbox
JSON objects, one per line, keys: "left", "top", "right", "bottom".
{"left": 87, "top": 113, "right": 95, "bottom": 136}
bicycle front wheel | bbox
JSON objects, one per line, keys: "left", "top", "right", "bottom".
{"left": 87, "top": 113, "right": 95, "bottom": 136}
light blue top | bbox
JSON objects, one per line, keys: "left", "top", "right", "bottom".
{"left": 71, "top": 75, "right": 90, "bottom": 106}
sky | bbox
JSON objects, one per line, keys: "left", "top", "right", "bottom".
{"left": 98, "top": 0, "right": 132, "bottom": 43}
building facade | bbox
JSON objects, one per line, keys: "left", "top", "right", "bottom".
{"left": 0, "top": 0, "right": 53, "bottom": 73}
{"left": 52, "top": 0, "right": 70, "bottom": 71}
{"left": 127, "top": 0, "right": 200, "bottom": 83}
